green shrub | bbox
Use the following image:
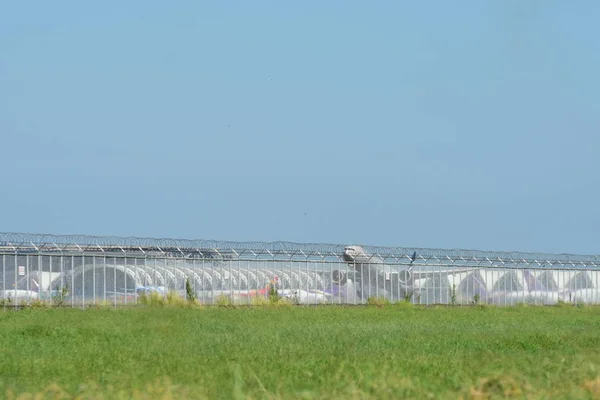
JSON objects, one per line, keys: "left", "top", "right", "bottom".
{"left": 367, "top": 296, "right": 391, "bottom": 307}
{"left": 394, "top": 299, "right": 414, "bottom": 309}
{"left": 138, "top": 290, "right": 201, "bottom": 309}
{"left": 138, "top": 291, "right": 164, "bottom": 307}
{"left": 185, "top": 278, "right": 197, "bottom": 303}
{"left": 250, "top": 296, "right": 270, "bottom": 306}
{"left": 30, "top": 299, "right": 48, "bottom": 309}
{"left": 268, "top": 283, "right": 280, "bottom": 304}
{"left": 52, "top": 286, "right": 69, "bottom": 307}
{"left": 216, "top": 295, "right": 233, "bottom": 307}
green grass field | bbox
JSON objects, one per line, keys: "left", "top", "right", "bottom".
{"left": 1, "top": 303, "right": 600, "bottom": 399}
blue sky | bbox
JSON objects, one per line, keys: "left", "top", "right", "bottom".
{"left": 1, "top": 1, "right": 599, "bottom": 254}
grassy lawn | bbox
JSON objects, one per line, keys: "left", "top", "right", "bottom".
{"left": 1, "top": 304, "right": 600, "bottom": 399}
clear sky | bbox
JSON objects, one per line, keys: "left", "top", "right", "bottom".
{"left": 1, "top": 1, "right": 599, "bottom": 254}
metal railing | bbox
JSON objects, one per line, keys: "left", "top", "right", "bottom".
{"left": 1, "top": 232, "right": 599, "bottom": 308}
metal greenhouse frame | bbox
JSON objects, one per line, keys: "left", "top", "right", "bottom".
{"left": 1, "top": 232, "right": 599, "bottom": 308}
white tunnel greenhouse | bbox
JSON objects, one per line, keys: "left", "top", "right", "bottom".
{"left": 1, "top": 232, "right": 600, "bottom": 306}
{"left": 6, "top": 260, "right": 600, "bottom": 306}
